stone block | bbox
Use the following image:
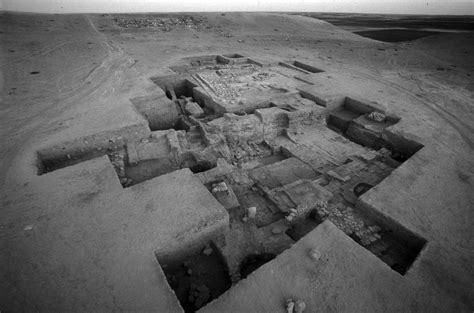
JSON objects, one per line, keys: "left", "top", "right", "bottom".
{"left": 185, "top": 101, "right": 205, "bottom": 117}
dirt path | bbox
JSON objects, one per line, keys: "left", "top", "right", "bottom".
{"left": 0, "top": 15, "right": 133, "bottom": 190}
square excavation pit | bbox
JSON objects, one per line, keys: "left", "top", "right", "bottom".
{"left": 156, "top": 242, "right": 232, "bottom": 313}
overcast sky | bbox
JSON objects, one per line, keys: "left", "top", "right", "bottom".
{"left": 2, "top": 0, "right": 473, "bottom": 15}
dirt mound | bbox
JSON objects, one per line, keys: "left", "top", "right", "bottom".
{"left": 115, "top": 15, "right": 208, "bottom": 30}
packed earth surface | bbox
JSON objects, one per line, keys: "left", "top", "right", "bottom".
{"left": 1, "top": 11, "right": 473, "bottom": 312}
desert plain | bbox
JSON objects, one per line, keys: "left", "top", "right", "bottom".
{"left": 1, "top": 11, "right": 473, "bottom": 312}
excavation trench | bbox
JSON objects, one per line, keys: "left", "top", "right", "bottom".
{"left": 36, "top": 55, "right": 428, "bottom": 312}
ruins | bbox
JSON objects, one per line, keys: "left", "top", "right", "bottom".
{"left": 36, "top": 54, "right": 428, "bottom": 311}
{"left": 2, "top": 12, "right": 472, "bottom": 313}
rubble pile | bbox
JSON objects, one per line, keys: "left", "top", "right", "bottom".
{"left": 316, "top": 204, "right": 383, "bottom": 247}
{"left": 188, "top": 283, "right": 210, "bottom": 309}
{"left": 198, "top": 65, "right": 271, "bottom": 102}
{"left": 107, "top": 150, "right": 133, "bottom": 187}
{"left": 115, "top": 15, "right": 208, "bottom": 31}
{"left": 228, "top": 141, "right": 269, "bottom": 164}
{"left": 285, "top": 204, "right": 312, "bottom": 223}
{"left": 198, "top": 71, "right": 242, "bottom": 101}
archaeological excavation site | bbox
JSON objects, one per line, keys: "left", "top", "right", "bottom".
{"left": 1, "top": 12, "right": 473, "bottom": 313}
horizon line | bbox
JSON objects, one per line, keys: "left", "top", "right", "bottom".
{"left": 2, "top": 10, "right": 474, "bottom": 17}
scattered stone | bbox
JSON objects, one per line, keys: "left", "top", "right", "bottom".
{"left": 188, "top": 283, "right": 210, "bottom": 309}
{"left": 202, "top": 246, "right": 213, "bottom": 256}
{"left": 294, "top": 300, "right": 306, "bottom": 313}
{"left": 355, "top": 225, "right": 383, "bottom": 246}
{"left": 24, "top": 225, "right": 33, "bottom": 231}
{"left": 115, "top": 15, "right": 208, "bottom": 30}
{"left": 119, "top": 177, "right": 133, "bottom": 188}
{"left": 247, "top": 206, "right": 257, "bottom": 219}
{"left": 187, "top": 268, "right": 193, "bottom": 276}
{"left": 286, "top": 204, "right": 313, "bottom": 224}
{"left": 315, "top": 201, "right": 330, "bottom": 218}
{"left": 211, "top": 181, "right": 228, "bottom": 194}
{"left": 367, "top": 111, "right": 386, "bottom": 122}
{"left": 309, "top": 248, "right": 321, "bottom": 261}
{"left": 242, "top": 216, "right": 249, "bottom": 223}
{"left": 286, "top": 299, "right": 295, "bottom": 313}
{"left": 286, "top": 299, "right": 306, "bottom": 313}
{"left": 368, "top": 225, "right": 382, "bottom": 232}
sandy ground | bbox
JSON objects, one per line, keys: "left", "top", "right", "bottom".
{"left": 1, "top": 11, "right": 473, "bottom": 312}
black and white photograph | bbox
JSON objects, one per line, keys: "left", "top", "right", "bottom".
{"left": 1, "top": 0, "right": 473, "bottom": 312}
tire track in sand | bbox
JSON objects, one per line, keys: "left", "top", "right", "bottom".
{"left": 0, "top": 16, "right": 134, "bottom": 189}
